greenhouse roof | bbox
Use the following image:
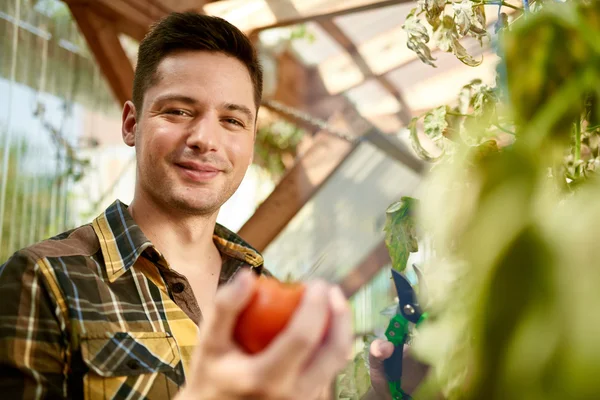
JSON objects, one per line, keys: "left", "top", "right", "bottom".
{"left": 61, "top": 0, "right": 516, "bottom": 287}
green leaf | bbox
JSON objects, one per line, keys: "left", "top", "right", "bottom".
{"left": 434, "top": 15, "right": 456, "bottom": 53}
{"left": 384, "top": 197, "right": 419, "bottom": 273}
{"left": 424, "top": 105, "right": 449, "bottom": 142}
{"left": 434, "top": 15, "right": 483, "bottom": 67}
{"left": 453, "top": 0, "right": 473, "bottom": 36}
{"left": 471, "top": 4, "right": 487, "bottom": 35}
{"left": 422, "top": 0, "right": 446, "bottom": 31}
{"left": 354, "top": 351, "right": 372, "bottom": 396}
{"left": 452, "top": 0, "right": 488, "bottom": 37}
{"left": 403, "top": 10, "right": 438, "bottom": 67}
{"left": 452, "top": 37, "right": 483, "bottom": 67}
{"left": 409, "top": 117, "right": 445, "bottom": 162}
{"left": 471, "top": 139, "right": 500, "bottom": 163}
{"left": 337, "top": 335, "right": 376, "bottom": 399}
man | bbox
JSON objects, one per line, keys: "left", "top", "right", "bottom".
{"left": 0, "top": 11, "right": 409, "bottom": 400}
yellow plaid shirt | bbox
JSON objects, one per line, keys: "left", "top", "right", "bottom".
{"left": 0, "top": 199, "right": 269, "bottom": 399}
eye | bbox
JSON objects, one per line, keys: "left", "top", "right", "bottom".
{"left": 223, "top": 118, "right": 244, "bottom": 127}
{"left": 165, "top": 109, "right": 191, "bottom": 117}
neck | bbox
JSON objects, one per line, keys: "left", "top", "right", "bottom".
{"left": 127, "top": 191, "right": 219, "bottom": 269}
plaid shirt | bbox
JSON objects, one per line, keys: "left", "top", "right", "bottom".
{"left": 0, "top": 199, "right": 269, "bottom": 399}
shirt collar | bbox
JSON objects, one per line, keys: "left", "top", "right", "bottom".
{"left": 92, "top": 199, "right": 264, "bottom": 282}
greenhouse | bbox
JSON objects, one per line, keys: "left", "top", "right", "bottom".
{"left": 0, "top": 0, "right": 598, "bottom": 399}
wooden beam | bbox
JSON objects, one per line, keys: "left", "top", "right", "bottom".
{"left": 67, "top": 4, "right": 135, "bottom": 105}
{"left": 339, "top": 241, "right": 389, "bottom": 298}
{"left": 238, "top": 90, "right": 390, "bottom": 252}
{"left": 237, "top": 107, "right": 359, "bottom": 252}
{"left": 62, "top": 0, "right": 154, "bottom": 41}
{"left": 154, "top": 0, "right": 211, "bottom": 13}
{"left": 204, "top": 0, "right": 411, "bottom": 34}
{"left": 125, "top": 0, "right": 171, "bottom": 17}
{"left": 238, "top": 36, "right": 424, "bottom": 252}
{"left": 317, "top": 19, "right": 412, "bottom": 125}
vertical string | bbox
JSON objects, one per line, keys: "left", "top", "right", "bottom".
{"left": 59, "top": 38, "right": 78, "bottom": 233}
{"left": 28, "top": 34, "right": 48, "bottom": 246}
{"left": 7, "top": 136, "right": 23, "bottom": 253}
{"left": 11, "top": 14, "right": 33, "bottom": 252}
{"left": 0, "top": 0, "right": 21, "bottom": 255}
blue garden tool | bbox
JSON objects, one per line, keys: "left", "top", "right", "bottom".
{"left": 383, "top": 266, "right": 427, "bottom": 400}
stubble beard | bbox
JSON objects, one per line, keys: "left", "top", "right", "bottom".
{"left": 143, "top": 168, "right": 233, "bottom": 217}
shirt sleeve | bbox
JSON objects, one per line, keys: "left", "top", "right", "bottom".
{"left": 0, "top": 250, "right": 68, "bottom": 399}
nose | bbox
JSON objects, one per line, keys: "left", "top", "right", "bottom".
{"left": 185, "top": 112, "right": 220, "bottom": 153}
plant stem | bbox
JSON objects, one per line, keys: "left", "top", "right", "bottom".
{"left": 493, "top": 123, "right": 516, "bottom": 135}
{"left": 574, "top": 117, "right": 582, "bottom": 178}
{"left": 586, "top": 124, "right": 600, "bottom": 132}
{"left": 446, "top": 111, "right": 474, "bottom": 118}
{"left": 444, "top": 1, "right": 524, "bottom": 11}
{"left": 479, "top": 1, "right": 524, "bottom": 11}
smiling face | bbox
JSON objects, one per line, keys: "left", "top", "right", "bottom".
{"left": 122, "top": 50, "right": 256, "bottom": 216}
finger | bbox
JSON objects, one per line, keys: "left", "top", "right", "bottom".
{"left": 370, "top": 338, "right": 395, "bottom": 361}
{"left": 200, "top": 269, "right": 257, "bottom": 349}
{"left": 260, "top": 280, "right": 331, "bottom": 370}
{"left": 300, "top": 285, "right": 353, "bottom": 391}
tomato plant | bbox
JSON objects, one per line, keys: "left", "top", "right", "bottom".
{"left": 379, "top": 1, "right": 600, "bottom": 399}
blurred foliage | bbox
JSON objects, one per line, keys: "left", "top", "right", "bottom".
{"left": 0, "top": 106, "right": 93, "bottom": 261}
{"left": 337, "top": 334, "right": 377, "bottom": 399}
{"left": 254, "top": 119, "right": 305, "bottom": 179}
{"left": 379, "top": 1, "right": 600, "bottom": 399}
{"left": 0, "top": 138, "right": 60, "bottom": 261}
{"left": 289, "top": 24, "right": 317, "bottom": 43}
{"left": 0, "top": 0, "right": 116, "bottom": 115}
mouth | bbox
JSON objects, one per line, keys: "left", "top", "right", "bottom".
{"left": 175, "top": 161, "right": 221, "bottom": 182}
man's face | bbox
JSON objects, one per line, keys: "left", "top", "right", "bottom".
{"left": 127, "top": 51, "right": 256, "bottom": 216}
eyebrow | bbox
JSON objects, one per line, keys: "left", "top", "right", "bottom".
{"left": 222, "top": 102, "right": 255, "bottom": 124}
{"left": 152, "top": 94, "right": 198, "bottom": 106}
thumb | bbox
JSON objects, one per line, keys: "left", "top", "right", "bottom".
{"left": 370, "top": 339, "right": 431, "bottom": 396}
{"left": 369, "top": 338, "right": 395, "bottom": 365}
{"left": 368, "top": 339, "right": 395, "bottom": 400}
{"left": 201, "top": 268, "right": 257, "bottom": 346}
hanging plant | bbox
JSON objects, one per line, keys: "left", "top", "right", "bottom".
{"left": 254, "top": 118, "right": 305, "bottom": 179}
{"left": 402, "top": 0, "right": 523, "bottom": 67}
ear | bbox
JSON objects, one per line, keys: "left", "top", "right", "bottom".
{"left": 122, "top": 101, "right": 138, "bottom": 147}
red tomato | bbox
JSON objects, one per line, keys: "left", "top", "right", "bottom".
{"left": 234, "top": 277, "right": 306, "bottom": 354}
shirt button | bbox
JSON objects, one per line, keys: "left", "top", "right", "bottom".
{"left": 171, "top": 282, "right": 185, "bottom": 294}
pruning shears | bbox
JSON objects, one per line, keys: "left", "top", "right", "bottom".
{"left": 383, "top": 265, "right": 428, "bottom": 400}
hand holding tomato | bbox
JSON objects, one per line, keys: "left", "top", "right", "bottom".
{"left": 233, "top": 276, "right": 332, "bottom": 355}
{"left": 176, "top": 269, "right": 353, "bottom": 400}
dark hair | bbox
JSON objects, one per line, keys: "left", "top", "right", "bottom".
{"left": 132, "top": 12, "right": 263, "bottom": 113}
